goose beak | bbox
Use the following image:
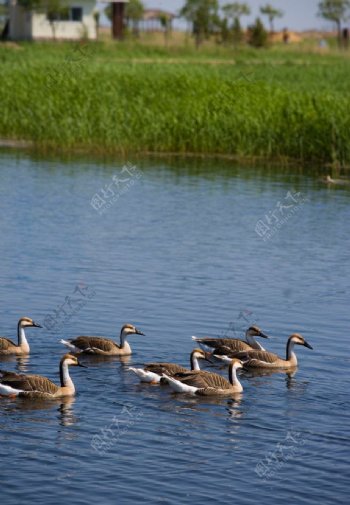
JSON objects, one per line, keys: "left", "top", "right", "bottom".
{"left": 78, "top": 362, "right": 87, "bottom": 368}
{"left": 303, "top": 340, "right": 313, "bottom": 350}
{"left": 32, "top": 321, "right": 42, "bottom": 328}
{"left": 259, "top": 331, "right": 269, "bottom": 339}
{"left": 135, "top": 328, "right": 145, "bottom": 336}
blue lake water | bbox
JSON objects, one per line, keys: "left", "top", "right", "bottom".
{"left": 0, "top": 149, "right": 349, "bottom": 505}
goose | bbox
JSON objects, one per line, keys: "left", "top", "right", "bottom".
{"left": 192, "top": 325, "right": 269, "bottom": 353}
{"left": 215, "top": 333, "right": 313, "bottom": 369}
{"left": 324, "top": 175, "right": 350, "bottom": 185}
{"left": 0, "top": 317, "right": 42, "bottom": 355}
{"left": 128, "top": 348, "right": 211, "bottom": 384}
{"left": 163, "top": 359, "right": 243, "bottom": 396}
{"left": 60, "top": 323, "right": 144, "bottom": 356}
{"left": 0, "top": 353, "right": 86, "bottom": 399}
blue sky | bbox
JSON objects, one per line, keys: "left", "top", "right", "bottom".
{"left": 136, "top": 0, "right": 334, "bottom": 31}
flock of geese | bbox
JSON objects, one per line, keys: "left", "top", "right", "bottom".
{"left": 0, "top": 317, "right": 313, "bottom": 400}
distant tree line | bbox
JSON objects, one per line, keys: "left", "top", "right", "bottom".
{"left": 179, "top": 1, "right": 284, "bottom": 48}
{"left": 318, "top": 0, "right": 350, "bottom": 47}
{"left": 7, "top": 0, "right": 350, "bottom": 49}
{"left": 179, "top": 0, "right": 350, "bottom": 49}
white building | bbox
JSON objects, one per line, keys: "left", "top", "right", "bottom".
{"left": 8, "top": 0, "right": 97, "bottom": 40}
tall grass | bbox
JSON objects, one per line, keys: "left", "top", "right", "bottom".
{"left": 1, "top": 42, "right": 350, "bottom": 164}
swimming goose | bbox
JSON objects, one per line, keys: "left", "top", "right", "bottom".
{"left": 0, "top": 317, "right": 42, "bottom": 355}
{"left": 324, "top": 175, "right": 350, "bottom": 185}
{"left": 60, "top": 323, "right": 144, "bottom": 356}
{"left": 0, "top": 354, "right": 86, "bottom": 399}
{"left": 163, "top": 359, "right": 243, "bottom": 396}
{"left": 192, "top": 325, "right": 269, "bottom": 353}
{"left": 215, "top": 333, "right": 313, "bottom": 369}
{"left": 128, "top": 348, "right": 211, "bottom": 383}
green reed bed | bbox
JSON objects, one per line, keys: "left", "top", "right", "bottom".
{"left": 1, "top": 43, "right": 350, "bottom": 164}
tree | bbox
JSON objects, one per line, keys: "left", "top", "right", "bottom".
{"left": 318, "top": 0, "right": 350, "bottom": 45}
{"left": 248, "top": 17, "right": 268, "bottom": 47}
{"left": 260, "top": 3, "right": 283, "bottom": 33}
{"left": 17, "top": 0, "right": 41, "bottom": 8}
{"left": 45, "top": 0, "right": 69, "bottom": 40}
{"left": 18, "top": 0, "right": 69, "bottom": 39}
{"left": 125, "top": 0, "right": 144, "bottom": 37}
{"left": 159, "top": 13, "right": 172, "bottom": 46}
{"left": 222, "top": 2, "right": 250, "bottom": 24}
{"left": 219, "top": 17, "right": 231, "bottom": 44}
{"left": 104, "top": 4, "right": 112, "bottom": 22}
{"left": 231, "top": 16, "right": 243, "bottom": 45}
{"left": 93, "top": 9, "right": 100, "bottom": 40}
{"left": 221, "top": 2, "right": 250, "bottom": 46}
{"left": 18, "top": 0, "right": 66, "bottom": 40}
{"left": 180, "top": 0, "right": 219, "bottom": 48}
{"left": 105, "top": 0, "right": 144, "bottom": 37}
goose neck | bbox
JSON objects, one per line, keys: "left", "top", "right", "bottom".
{"left": 60, "top": 361, "right": 75, "bottom": 391}
{"left": 17, "top": 323, "right": 30, "bottom": 353}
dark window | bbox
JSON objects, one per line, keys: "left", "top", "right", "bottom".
{"left": 46, "top": 7, "right": 83, "bottom": 23}
{"left": 71, "top": 7, "right": 83, "bottom": 22}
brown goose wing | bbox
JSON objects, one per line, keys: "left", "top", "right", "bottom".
{"left": 212, "top": 345, "right": 241, "bottom": 357}
{"left": 198, "top": 371, "right": 231, "bottom": 389}
{"left": 145, "top": 363, "right": 187, "bottom": 376}
{"left": 214, "top": 340, "right": 252, "bottom": 352}
{"left": 0, "top": 337, "right": 17, "bottom": 351}
{"left": 174, "top": 370, "right": 231, "bottom": 389}
{"left": 172, "top": 371, "right": 211, "bottom": 388}
{"left": 196, "top": 387, "right": 235, "bottom": 396}
{"left": 71, "top": 336, "right": 117, "bottom": 353}
{"left": 0, "top": 373, "right": 59, "bottom": 395}
{"left": 235, "top": 349, "right": 279, "bottom": 365}
{"left": 198, "top": 338, "right": 252, "bottom": 352}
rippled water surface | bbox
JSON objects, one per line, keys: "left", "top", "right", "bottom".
{"left": 0, "top": 150, "right": 349, "bottom": 505}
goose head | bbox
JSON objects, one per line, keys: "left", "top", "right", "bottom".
{"left": 231, "top": 358, "right": 244, "bottom": 371}
{"left": 245, "top": 325, "right": 269, "bottom": 340}
{"left": 191, "top": 348, "right": 213, "bottom": 363}
{"left": 245, "top": 326, "right": 269, "bottom": 349}
{"left": 61, "top": 353, "right": 87, "bottom": 367}
{"left": 19, "top": 317, "right": 42, "bottom": 328}
{"left": 120, "top": 323, "right": 145, "bottom": 339}
{"left": 288, "top": 333, "right": 313, "bottom": 350}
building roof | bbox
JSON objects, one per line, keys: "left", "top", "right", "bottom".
{"left": 143, "top": 9, "right": 176, "bottom": 21}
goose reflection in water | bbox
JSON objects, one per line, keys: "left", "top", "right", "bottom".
{"left": 2, "top": 395, "right": 77, "bottom": 428}
{"left": 77, "top": 353, "right": 132, "bottom": 367}
{"left": 13, "top": 395, "right": 76, "bottom": 422}
{"left": 58, "top": 396, "right": 77, "bottom": 427}
{"left": 166, "top": 391, "right": 243, "bottom": 415}
{"left": 0, "top": 354, "right": 31, "bottom": 373}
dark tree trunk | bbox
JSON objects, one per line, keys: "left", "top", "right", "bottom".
{"left": 112, "top": 2, "right": 125, "bottom": 40}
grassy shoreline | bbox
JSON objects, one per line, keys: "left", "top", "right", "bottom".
{"left": 1, "top": 41, "right": 350, "bottom": 165}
